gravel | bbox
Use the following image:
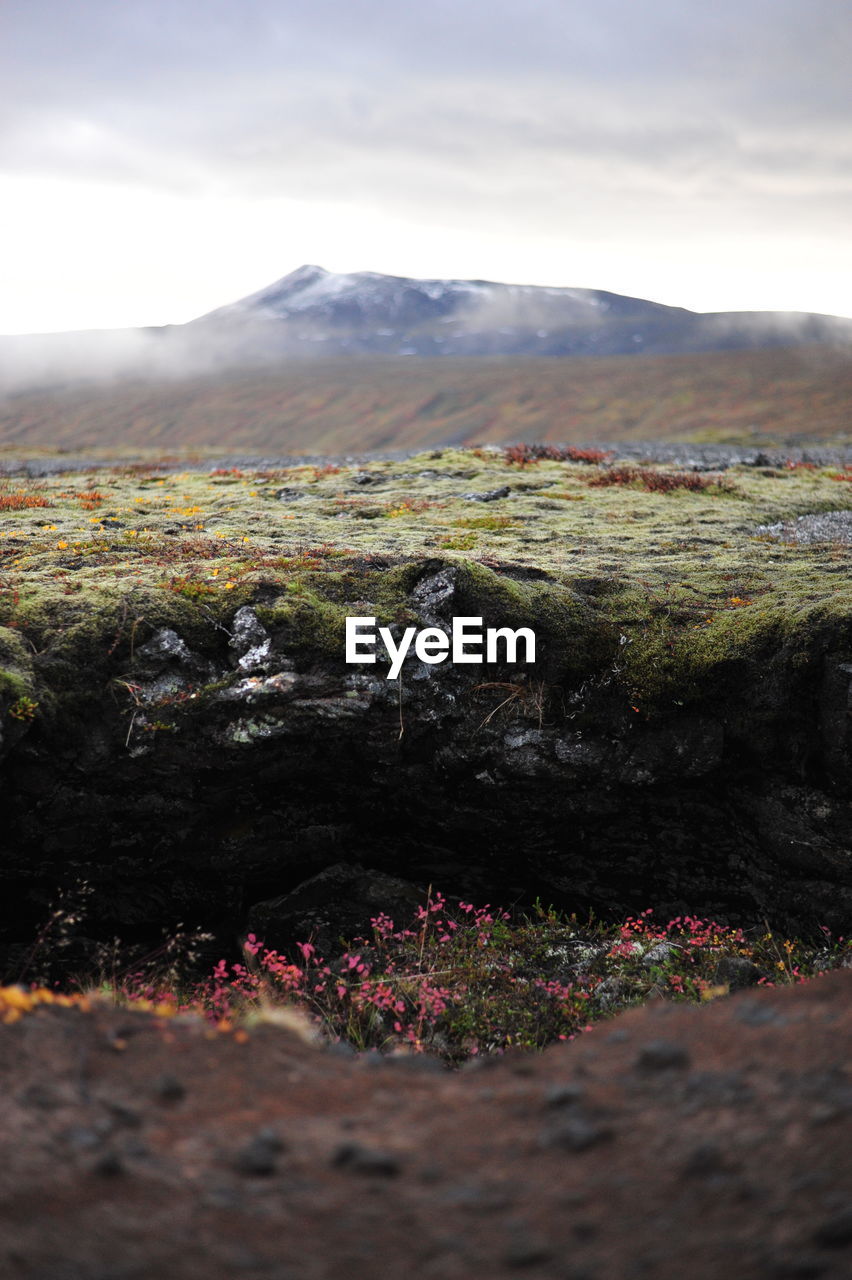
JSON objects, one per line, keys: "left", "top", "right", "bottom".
{"left": 755, "top": 510, "right": 852, "bottom": 544}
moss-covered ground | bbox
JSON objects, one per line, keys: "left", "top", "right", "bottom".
{"left": 1, "top": 446, "right": 851, "bottom": 717}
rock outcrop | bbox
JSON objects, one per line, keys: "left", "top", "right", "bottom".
{"left": 1, "top": 558, "right": 850, "bottom": 965}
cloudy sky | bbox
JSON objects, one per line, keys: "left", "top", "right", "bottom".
{"left": 2, "top": 0, "right": 851, "bottom": 333}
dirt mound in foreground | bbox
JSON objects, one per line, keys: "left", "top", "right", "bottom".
{"left": 1, "top": 973, "right": 851, "bottom": 1280}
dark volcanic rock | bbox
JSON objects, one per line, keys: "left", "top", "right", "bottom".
{"left": 713, "top": 956, "right": 764, "bottom": 990}
{"left": 462, "top": 486, "right": 511, "bottom": 502}
{"left": 0, "top": 556, "right": 851, "bottom": 963}
{"left": 247, "top": 864, "right": 425, "bottom": 956}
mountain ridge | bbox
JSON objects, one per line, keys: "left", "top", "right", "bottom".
{"left": 2, "top": 264, "right": 852, "bottom": 395}
{"left": 194, "top": 263, "right": 852, "bottom": 359}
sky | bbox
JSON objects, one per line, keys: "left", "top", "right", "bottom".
{"left": 1, "top": 0, "right": 851, "bottom": 334}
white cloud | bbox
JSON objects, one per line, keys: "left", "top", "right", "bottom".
{"left": 1, "top": 0, "right": 850, "bottom": 330}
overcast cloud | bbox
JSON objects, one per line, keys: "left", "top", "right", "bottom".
{"left": 1, "top": 0, "right": 851, "bottom": 332}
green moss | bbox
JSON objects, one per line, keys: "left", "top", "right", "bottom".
{"left": 452, "top": 515, "right": 517, "bottom": 530}
{"left": 449, "top": 560, "right": 616, "bottom": 682}
{"left": 438, "top": 532, "right": 478, "bottom": 550}
{"left": 0, "top": 450, "right": 849, "bottom": 718}
{"left": 618, "top": 592, "right": 852, "bottom": 715}
{"left": 0, "top": 668, "right": 31, "bottom": 702}
{"left": 0, "top": 625, "right": 36, "bottom": 711}
{"left": 256, "top": 588, "right": 350, "bottom": 662}
{"left": 0, "top": 625, "right": 32, "bottom": 674}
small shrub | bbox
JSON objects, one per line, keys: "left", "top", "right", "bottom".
{"left": 588, "top": 466, "right": 732, "bottom": 493}
{"left": 503, "top": 444, "right": 611, "bottom": 467}
{"left": 74, "top": 490, "right": 107, "bottom": 509}
{"left": 18, "top": 889, "right": 848, "bottom": 1063}
{"left": 0, "top": 491, "right": 53, "bottom": 510}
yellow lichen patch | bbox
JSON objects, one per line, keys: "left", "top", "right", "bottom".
{"left": 0, "top": 986, "right": 91, "bottom": 1024}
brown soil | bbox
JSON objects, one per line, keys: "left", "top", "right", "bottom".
{"left": 1, "top": 973, "right": 851, "bottom": 1280}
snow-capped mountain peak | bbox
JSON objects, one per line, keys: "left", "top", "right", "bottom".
{"left": 208, "top": 265, "right": 501, "bottom": 321}
{"left": 191, "top": 266, "right": 852, "bottom": 361}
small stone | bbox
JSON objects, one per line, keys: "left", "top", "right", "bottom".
{"left": 596, "top": 978, "right": 631, "bottom": 1011}
{"left": 441, "top": 1182, "right": 513, "bottom": 1213}
{"left": 682, "top": 1141, "right": 728, "bottom": 1178}
{"left": 235, "top": 1129, "right": 284, "bottom": 1176}
{"left": 540, "top": 1116, "right": 613, "bottom": 1152}
{"left": 93, "top": 1151, "right": 124, "bottom": 1177}
{"left": 107, "top": 1102, "right": 142, "bottom": 1128}
{"left": 410, "top": 567, "right": 457, "bottom": 622}
{"left": 635, "top": 1040, "right": 691, "bottom": 1072}
{"left": 229, "top": 606, "right": 272, "bottom": 671}
{"left": 462, "top": 486, "right": 511, "bottom": 502}
{"left": 137, "top": 628, "right": 192, "bottom": 664}
{"left": 713, "top": 956, "right": 763, "bottom": 990}
{"left": 544, "top": 1083, "right": 585, "bottom": 1108}
{"left": 332, "top": 1142, "right": 401, "bottom": 1176}
{"left": 641, "top": 942, "right": 676, "bottom": 968}
{"left": 153, "top": 1074, "right": 186, "bottom": 1104}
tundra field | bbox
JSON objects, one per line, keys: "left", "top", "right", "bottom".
{"left": 2, "top": 345, "right": 852, "bottom": 455}
{"left": 1, "top": 443, "right": 851, "bottom": 658}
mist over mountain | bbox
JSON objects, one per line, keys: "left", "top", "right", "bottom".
{"left": 2, "top": 265, "right": 852, "bottom": 395}
{"left": 199, "top": 264, "right": 852, "bottom": 360}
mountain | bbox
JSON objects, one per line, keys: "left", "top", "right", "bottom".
{"left": 193, "top": 264, "right": 852, "bottom": 360}
{"left": 1, "top": 265, "right": 852, "bottom": 395}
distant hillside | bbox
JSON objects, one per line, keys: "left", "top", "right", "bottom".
{"left": 1, "top": 346, "right": 850, "bottom": 453}
{"left": 2, "top": 265, "right": 852, "bottom": 396}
